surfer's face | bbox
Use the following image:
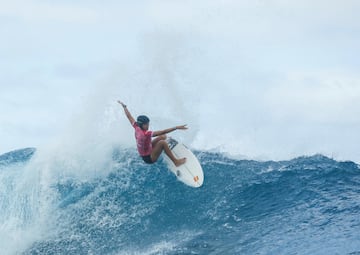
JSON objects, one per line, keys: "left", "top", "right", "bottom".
{"left": 142, "top": 123, "right": 149, "bottom": 131}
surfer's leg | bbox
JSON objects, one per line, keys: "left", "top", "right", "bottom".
{"left": 151, "top": 140, "right": 186, "bottom": 167}
{"left": 151, "top": 135, "right": 166, "bottom": 148}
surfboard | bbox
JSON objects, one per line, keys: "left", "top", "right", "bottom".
{"left": 163, "top": 137, "right": 204, "bottom": 188}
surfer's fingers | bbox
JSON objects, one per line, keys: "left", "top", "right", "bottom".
{"left": 117, "top": 100, "right": 125, "bottom": 106}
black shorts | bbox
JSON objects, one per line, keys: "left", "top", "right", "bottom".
{"left": 141, "top": 155, "right": 154, "bottom": 164}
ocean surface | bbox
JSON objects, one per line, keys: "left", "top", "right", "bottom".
{"left": 0, "top": 148, "right": 359, "bottom": 255}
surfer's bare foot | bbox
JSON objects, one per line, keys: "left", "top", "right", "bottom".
{"left": 175, "top": 158, "right": 186, "bottom": 167}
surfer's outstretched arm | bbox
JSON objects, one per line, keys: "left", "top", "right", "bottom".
{"left": 152, "top": 125, "right": 188, "bottom": 137}
{"left": 117, "top": 101, "right": 135, "bottom": 125}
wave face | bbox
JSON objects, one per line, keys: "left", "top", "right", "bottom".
{"left": 1, "top": 149, "right": 360, "bottom": 255}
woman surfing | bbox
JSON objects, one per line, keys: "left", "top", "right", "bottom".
{"left": 118, "top": 101, "right": 187, "bottom": 166}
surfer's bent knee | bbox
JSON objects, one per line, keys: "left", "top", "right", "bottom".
{"left": 159, "top": 140, "right": 167, "bottom": 146}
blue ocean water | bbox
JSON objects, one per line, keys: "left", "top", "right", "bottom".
{"left": 1, "top": 148, "right": 360, "bottom": 255}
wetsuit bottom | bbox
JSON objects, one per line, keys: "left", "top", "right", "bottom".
{"left": 141, "top": 155, "right": 154, "bottom": 164}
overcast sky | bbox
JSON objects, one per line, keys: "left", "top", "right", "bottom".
{"left": 1, "top": 0, "right": 360, "bottom": 162}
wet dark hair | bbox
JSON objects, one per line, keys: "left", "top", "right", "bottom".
{"left": 137, "top": 115, "right": 150, "bottom": 129}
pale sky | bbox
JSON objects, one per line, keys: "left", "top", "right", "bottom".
{"left": 1, "top": 0, "right": 360, "bottom": 162}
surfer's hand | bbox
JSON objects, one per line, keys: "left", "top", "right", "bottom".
{"left": 117, "top": 100, "right": 126, "bottom": 108}
{"left": 176, "top": 125, "right": 188, "bottom": 130}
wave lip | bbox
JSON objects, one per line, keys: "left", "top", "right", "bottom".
{"left": 0, "top": 148, "right": 36, "bottom": 167}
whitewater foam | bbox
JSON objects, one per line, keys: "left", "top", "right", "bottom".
{"left": 0, "top": 156, "right": 53, "bottom": 254}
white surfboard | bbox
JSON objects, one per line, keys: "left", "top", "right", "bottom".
{"left": 163, "top": 138, "right": 204, "bottom": 188}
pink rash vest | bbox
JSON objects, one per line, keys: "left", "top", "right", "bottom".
{"left": 133, "top": 122, "right": 153, "bottom": 156}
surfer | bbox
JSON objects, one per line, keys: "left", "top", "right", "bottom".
{"left": 118, "top": 101, "right": 187, "bottom": 167}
